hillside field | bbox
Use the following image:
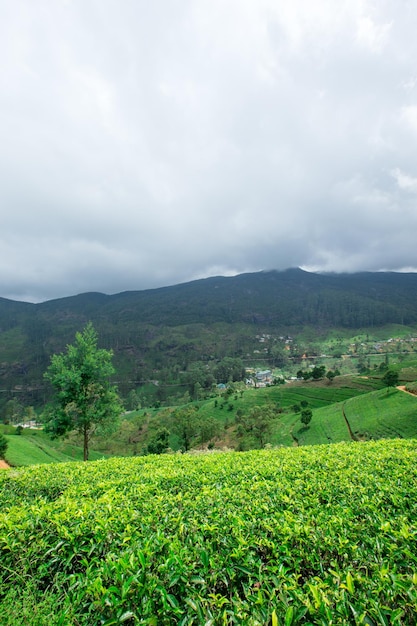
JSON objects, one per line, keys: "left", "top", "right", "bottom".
{"left": 289, "top": 387, "right": 417, "bottom": 447}
{"left": 0, "top": 427, "right": 107, "bottom": 466}
{"left": 3, "top": 373, "right": 416, "bottom": 464}
{"left": 96, "top": 376, "right": 414, "bottom": 455}
{"left": 1, "top": 439, "right": 417, "bottom": 625}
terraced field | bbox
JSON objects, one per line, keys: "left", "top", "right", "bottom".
{"left": 344, "top": 388, "right": 417, "bottom": 440}
{"left": 291, "top": 387, "right": 417, "bottom": 446}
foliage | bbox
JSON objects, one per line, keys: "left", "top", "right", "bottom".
{"left": 300, "top": 408, "right": 313, "bottom": 426}
{"left": 382, "top": 369, "right": 400, "bottom": 392}
{"left": 43, "top": 323, "right": 122, "bottom": 460}
{"left": 1, "top": 440, "right": 417, "bottom": 624}
{"left": 0, "top": 433, "right": 7, "bottom": 459}
{"left": 297, "top": 366, "right": 327, "bottom": 381}
{"left": 294, "top": 387, "right": 417, "bottom": 447}
{"left": 3, "top": 399, "right": 23, "bottom": 425}
{"left": 170, "top": 406, "right": 202, "bottom": 452}
{"left": 405, "top": 381, "right": 417, "bottom": 395}
{"left": 213, "top": 357, "right": 246, "bottom": 384}
{"left": 143, "top": 428, "right": 170, "bottom": 455}
{"left": 235, "top": 405, "right": 275, "bottom": 448}
{"left": 100, "top": 376, "right": 395, "bottom": 457}
{"left": 326, "top": 369, "right": 340, "bottom": 383}
{"left": 342, "top": 388, "right": 417, "bottom": 441}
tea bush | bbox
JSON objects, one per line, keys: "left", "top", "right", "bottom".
{"left": 1, "top": 440, "right": 417, "bottom": 624}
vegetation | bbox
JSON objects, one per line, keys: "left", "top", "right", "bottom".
{"left": 406, "top": 381, "right": 417, "bottom": 395}
{"left": 1, "top": 269, "right": 417, "bottom": 414}
{"left": 0, "top": 270, "right": 416, "bottom": 462}
{"left": 382, "top": 368, "right": 400, "bottom": 392}
{"left": 1, "top": 366, "right": 415, "bottom": 464}
{"left": 300, "top": 408, "right": 313, "bottom": 426}
{"left": 0, "top": 433, "right": 7, "bottom": 459}
{"left": 343, "top": 388, "right": 417, "bottom": 441}
{"left": 0, "top": 426, "right": 107, "bottom": 466}
{"left": 43, "top": 323, "right": 122, "bottom": 460}
{"left": 2, "top": 271, "right": 417, "bottom": 624}
{"left": 1, "top": 440, "right": 417, "bottom": 624}
{"left": 62, "top": 371, "right": 416, "bottom": 457}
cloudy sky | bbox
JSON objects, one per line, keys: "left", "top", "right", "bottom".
{"left": 1, "top": 0, "right": 417, "bottom": 302}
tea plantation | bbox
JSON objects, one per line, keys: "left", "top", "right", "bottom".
{"left": 1, "top": 440, "right": 417, "bottom": 625}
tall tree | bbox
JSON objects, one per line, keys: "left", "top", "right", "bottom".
{"left": 44, "top": 322, "right": 122, "bottom": 460}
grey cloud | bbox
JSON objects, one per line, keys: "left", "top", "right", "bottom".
{"left": 1, "top": 0, "right": 417, "bottom": 302}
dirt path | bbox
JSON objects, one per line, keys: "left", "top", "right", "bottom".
{"left": 397, "top": 386, "right": 417, "bottom": 397}
{"left": 0, "top": 459, "right": 11, "bottom": 469}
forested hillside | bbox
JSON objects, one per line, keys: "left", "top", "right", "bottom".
{"left": 1, "top": 268, "right": 417, "bottom": 411}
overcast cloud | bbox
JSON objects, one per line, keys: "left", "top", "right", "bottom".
{"left": 1, "top": 0, "right": 417, "bottom": 302}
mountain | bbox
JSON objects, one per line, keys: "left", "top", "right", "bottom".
{"left": 1, "top": 268, "right": 417, "bottom": 409}
{"left": 27, "top": 267, "right": 417, "bottom": 324}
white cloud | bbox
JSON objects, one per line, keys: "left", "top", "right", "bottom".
{"left": 401, "top": 106, "right": 417, "bottom": 134}
{"left": 356, "top": 16, "right": 392, "bottom": 53}
{"left": 391, "top": 168, "right": 417, "bottom": 193}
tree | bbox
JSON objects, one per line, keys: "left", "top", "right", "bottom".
{"left": 236, "top": 405, "right": 274, "bottom": 448}
{"left": 43, "top": 322, "right": 122, "bottom": 460}
{"left": 171, "top": 406, "right": 201, "bottom": 452}
{"left": 182, "top": 362, "right": 216, "bottom": 398}
{"left": 270, "top": 344, "right": 289, "bottom": 368}
{"left": 126, "top": 389, "right": 141, "bottom": 411}
{"left": 0, "top": 433, "right": 8, "bottom": 459}
{"left": 382, "top": 369, "right": 399, "bottom": 393}
{"left": 301, "top": 409, "right": 313, "bottom": 426}
{"left": 326, "top": 368, "right": 341, "bottom": 384}
{"left": 214, "top": 357, "right": 245, "bottom": 385}
{"left": 311, "top": 365, "right": 326, "bottom": 380}
{"left": 326, "top": 370, "right": 336, "bottom": 384}
{"left": 144, "top": 428, "right": 170, "bottom": 455}
{"left": 3, "top": 399, "right": 23, "bottom": 425}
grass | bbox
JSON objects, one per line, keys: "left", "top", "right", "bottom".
{"left": 3, "top": 429, "right": 107, "bottom": 466}
{"left": 110, "top": 373, "right": 413, "bottom": 454}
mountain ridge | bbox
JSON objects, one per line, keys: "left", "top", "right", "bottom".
{"left": 1, "top": 268, "right": 417, "bottom": 410}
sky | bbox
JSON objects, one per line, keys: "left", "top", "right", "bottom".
{"left": 1, "top": 0, "right": 417, "bottom": 303}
